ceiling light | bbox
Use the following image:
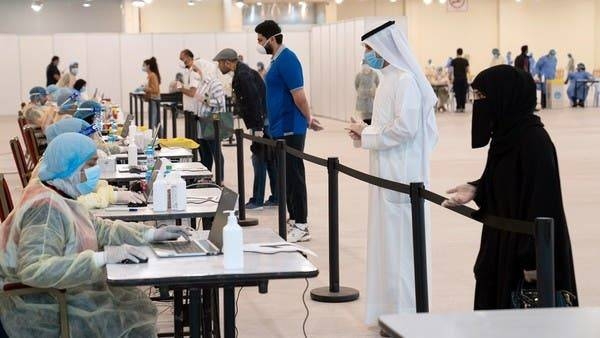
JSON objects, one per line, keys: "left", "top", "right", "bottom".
{"left": 335, "top": 0, "right": 343, "bottom": 3}
{"left": 31, "top": 0, "right": 44, "bottom": 12}
{"left": 256, "top": 1, "right": 262, "bottom": 5}
{"left": 132, "top": 0, "right": 146, "bottom": 7}
{"left": 235, "top": 0, "right": 244, "bottom": 8}
{"left": 83, "top": 3, "right": 91, "bottom": 7}
{"left": 390, "top": 0, "right": 398, "bottom": 3}
{"left": 438, "top": 0, "right": 446, "bottom": 3}
{"left": 143, "top": 0, "right": 153, "bottom": 3}
{"left": 423, "top": 0, "right": 433, "bottom": 4}
{"left": 298, "top": 1, "right": 306, "bottom": 5}
{"left": 187, "top": 0, "right": 195, "bottom": 5}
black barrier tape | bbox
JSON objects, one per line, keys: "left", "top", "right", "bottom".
{"left": 237, "top": 131, "right": 536, "bottom": 235}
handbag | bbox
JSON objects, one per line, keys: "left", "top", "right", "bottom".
{"left": 510, "top": 279, "right": 576, "bottom": 308}
{"left": 198, "top": 111, "right": 234, "bottom": 141}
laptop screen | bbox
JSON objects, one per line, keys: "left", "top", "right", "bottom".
{"left": 144, "top": 157, "right": 164, "bottom": 199}
{"left": 208, "top": 187, "right": 239, "bottom": 250}
{"left": 120, "top": 114, "right": 134, "bottom": 138}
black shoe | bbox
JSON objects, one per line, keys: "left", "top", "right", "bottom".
{"left": 578, "top": 102, "right": 585, "bottom": 108}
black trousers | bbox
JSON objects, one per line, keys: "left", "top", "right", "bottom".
{"left": 453, "top": 79, "right": 469, "bottom": 110}
{"left": 197, "top": 138, "right": 224, "bottom": 182}
{"left": 281, "top": 134, "right": 308, "bottom": 224}
{"left": 541, "top": 92, "right": 547, "bottom": 109}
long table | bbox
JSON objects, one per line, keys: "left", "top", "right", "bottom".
{"left": 101, "top": 162, "right": 212, "bottom": 185}
{"left": 114, "top": 147, "right": 193, "bottom": 164}
{"left": 107, "top": 228, "right": 319, "bottom": 338}
{"left": 379, "top": 307, "right": 600, "bottom": 338}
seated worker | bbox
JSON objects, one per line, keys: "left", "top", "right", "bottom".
{"left": 22, "top": 86, "right": 58, "bottom": 131}
{"left": 430, "top": 67, "right": 450, "bottom": 112}
{"left": 42, "top": 119, "right": 143, "bottom": 209}
{"left": 0, "top": 133, "right": 190, "bottom": 337}
{"left": 53, "top": 87, "right": 79, "bottom": 122}
{"left": 566, "top": 63, "right": 595, "bottom": 108}
{"left": 74, "top": 100, "right": 127, "bottom": 155}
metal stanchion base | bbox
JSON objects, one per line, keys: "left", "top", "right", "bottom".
{"left": 310, "top": 286, "right": 360, "bottom": 303}
{"left": 239, "top": 218, "right": 259, "bottom": 227}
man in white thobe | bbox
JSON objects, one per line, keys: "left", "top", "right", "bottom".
{"left": 347, "top": 21, "right": 438, "bottom": 331}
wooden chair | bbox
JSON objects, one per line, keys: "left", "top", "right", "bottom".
{"left": 0, "top": 175, "right": 70, "bottom": 338}
{"left": 23, "top": 126, "right": 42, "bottom": 166}
{"left": 10, "top": 138, "right": 32, "bottom": 188}
{"left": 0, "top": 174, "right": 14, "bottom": 222}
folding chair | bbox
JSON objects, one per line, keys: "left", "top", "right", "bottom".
{"left": 0, "top": 173, "right": 14, "bottom": 221}
{"left": 23, "top": 126, "right": 42, "bottom": 165}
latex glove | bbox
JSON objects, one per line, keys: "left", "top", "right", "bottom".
{"left": 442, "top": 183, "right": 477, "bottom": 208}
{"left": 151, "top": 225, "right": 193, "bottom": 242}
{"left": 348, "top": 117, "right": 366, "bottom": 137}
{"left": 104, "top": 244, "right": 148, "bottom": 264}
{"left": 308, "top": 117, "right": 324, "bottom": 131}
{"left": 118, "top": 146, "right": 129, "bottom": 153}
{"left": 115, "top": 191, "right": 146, "bottom": 204}
{"left": 524, "top": 270, "right": 537, "bottom": 282}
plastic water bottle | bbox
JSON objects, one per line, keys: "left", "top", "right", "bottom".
{"left": 145, "top": 145, "right": 155, "bottom": 170}
{"left": 108, "top": 119, "right": 118, "bottom": 143}
{"left": 164, "top": 164, "right": 173, "bottom": 178}
{"left": 223, "top": 210, "right": 244, "bottom": 269}
{"left": 127, "top": 142, "right": 137, "bottom": 166}
{"left": 152, "top": 174, "right": 168, "bottom": 212}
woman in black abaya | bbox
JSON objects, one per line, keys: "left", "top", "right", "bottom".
{"left": 443, "top": 65, "right": 578, "bottom": 309}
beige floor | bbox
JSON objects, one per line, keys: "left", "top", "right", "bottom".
{"left": 1, "top": 107, "right": 599, "bottom": 337}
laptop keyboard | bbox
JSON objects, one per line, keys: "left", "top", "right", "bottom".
{"left": 169, "top": 241, "right": 205, "bottom": 254}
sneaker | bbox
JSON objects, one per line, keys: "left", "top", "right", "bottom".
{"left": 287, "top": 219, "right": 295, "bottom": 232}
{"left": 288, "top": 223, "right": 311, "bottom": 243}
{"left": 245, "top": 201, "right": 264, "bottom": 211}
{"left": 264, "top": 198, "right": 279, "bottom": 208}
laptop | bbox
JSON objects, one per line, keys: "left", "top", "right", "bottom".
{"left": 120, "top": 114, "right": 134, "bottom": 138}
{"left": 138, "top": 122, "right": 162, "bottom": 154}
{"left": 150, "top": 187, "right": 239, "bottom": 257}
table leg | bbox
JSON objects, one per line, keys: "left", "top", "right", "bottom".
{"left": 189, "top": 288, "right": 201, "bottom": 338}
{"left": 223, "top": 286, "right": 235, "bottom": 338}
{"left": 129, "top": 94, "right": 133, "bottom": 121}
{"left": 140, "top": 98, "right": 145, "bottom": 126}
{"left": 163, "top": 105, "right": 168, "bottom": 138}
{"left": 174, "top": 289, "right": 184, "bottom": 338}
{"left": 134, "top": 96, "right": 139, "bottom": 125}
{"left": 172, "top": 107, "right": 178, "bottom": 138}
{"left": 202, "top": 289, "right": 212, "bottom": 337}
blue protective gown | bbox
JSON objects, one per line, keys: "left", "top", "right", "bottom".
{"left": 566, "top": 71, "right": 595, "bottom": 102}
{"left": 535, "top": 55, "right": 558, "bottom": 93}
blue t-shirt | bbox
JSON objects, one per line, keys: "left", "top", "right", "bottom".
{"left": 265, "top": 47, "right": 307, "bottom": 138}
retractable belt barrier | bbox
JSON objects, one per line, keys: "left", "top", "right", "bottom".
{"left": 235, "top": 129, "right": 556, "bottom": 309}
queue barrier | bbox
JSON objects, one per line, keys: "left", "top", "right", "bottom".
{"left": 234, "top": 129, "right": 557, "bottom": 309}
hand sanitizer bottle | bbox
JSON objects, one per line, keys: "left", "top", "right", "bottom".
{"left": 152, "top": 170, "right": 168, "bottom": 212}
{"left": 222, "top": 210, "right": 244, "bottom": 269}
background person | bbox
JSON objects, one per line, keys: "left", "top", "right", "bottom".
{"left": 73, "top": 79, "right": 88, "bottom": 102}
{"left": 214, "top": 48, "right": 277, "bottom": 210}
{"left": 57, "top": 62, "right": 79, "bottom": 88}
{"left": 254, "top": 20, "right": 323, "bottom": 243}
{"left": 514, "top": 45, "right": 530, "bottom": 73}
{"left": 567, "top": 53, "right": 575, "bottom": 73}
{"left": 355, "top": 62, "right": 379, "bottom": 124}
{"left": 534, "top": 49, "right": 558, "bottom": 109}
{"left": 490, "top": 48, "right": 504, "bottom": 67}
{"left": 431, "top": 66, "right": 450, "bottom": 112}
{"left": 450, "top": 48, "right": 469, "bottom": 112}
{"left": 256, "top": 62, "right": 267, "bottom": 79}
{"left": 142, "top": 57, "right": 162, "bottom": 127}
{"left": 566, "top": 63, "right": 595, "bottom": 107}
{"left": 347, "top": 21, "right": 438, "bottom": 331}
{"left": 46, "top": 56, "right": 60, "bottom": 86}
{"left": 443, "top": 65, "right": 578, "bottom": 310}
{"left": 169, "top": 72, "right": 184, "bottom": 93}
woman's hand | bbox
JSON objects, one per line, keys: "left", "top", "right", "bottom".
{"left": 442, "top": 183, "right": 477, "bottom": 207}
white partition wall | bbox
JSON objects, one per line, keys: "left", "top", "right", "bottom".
{"left": 86, "top": 34, "right": 121, "bottom": 103}
{"left": 152, "top": 34, "right": 184, "bottom": 93}
{"left": 18, "top": 35, "right": 53, "bottom": 104}
{"left": 120, "top": 34, "right": 152, "bottom": 109}
{"left": 0, "top": 35, "right": 21, "bottom": 116}
{"left": 53, "top": 34, "right": 88, "bottom": 82}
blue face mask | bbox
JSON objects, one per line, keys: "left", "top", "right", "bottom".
{"left": 364, "top": 51, "right": 384, "bottom": 69}
{"left": 76, "top": 165, "right": 101, "bottom": 195}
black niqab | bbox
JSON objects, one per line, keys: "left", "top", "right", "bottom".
{"left": 469, "top": 65, "right": 578, "bottom": 310}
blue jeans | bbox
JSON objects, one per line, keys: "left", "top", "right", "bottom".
{"left": 251, "top": 150, "right": 278, "bottom": 205}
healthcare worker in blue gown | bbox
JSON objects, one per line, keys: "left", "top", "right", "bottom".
{"left": 534, "top": 49, "right": 558, "bottom": 109}
{"left": 566, "top": 63, "right": 595, "bottom": 108}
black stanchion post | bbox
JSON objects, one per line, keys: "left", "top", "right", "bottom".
{"left": 276, "top": 139, "right": 287, "bottom": 239}
{"left": 234, "top": 129, "right": 258, "bottom": 227}
{"left": 171, "top": 105, "right": 178, "bottom": 138}
{"left": 213, "top": 115, "right": 223, "bottom": 186}
{"left": 410, "top": 182, "right": 429, "bottom": 313}
{"left": 310, "top": 157, "right": 360, "bottom": 303}
{"left": 133, "top": 94, "right": 139, "bottom": 125}
{"left": 140, "top": 96, "right": 145, "bottom": 126}
{"left": 129, "top": 93, "right": 134, "bottom": 124}
{"left": 535, "top": 217, "right": 556, "bottom": 308}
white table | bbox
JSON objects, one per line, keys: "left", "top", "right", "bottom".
{"left": 92, "top": 187, "right": 222, "bottom": 222}
{"left": 114, "top": 147, "right": 193, "bottom": 163}
{"left": 379, "top": 307, "right": 600, "bottom": 338}
{"left": 107, "top": 228, "right": 318, "bottom": 338}
{"left": 101, "top": 162, "right": 212, "bottom": 184}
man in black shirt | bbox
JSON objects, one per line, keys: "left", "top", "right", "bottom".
{"left": 214, "top": 48, "right": 278, "bottom": 210}
{"left": 514, "top": 45, "right": 530, "bottom": 73}
{"left": 450, "top": 48, "right": 469, "bottom": 112}
{"left": 46, "top": 56, "right": 60, "bottom": 86}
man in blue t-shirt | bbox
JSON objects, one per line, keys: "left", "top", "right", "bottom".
{"left": 255, "top": 20, "right": 323, "bottom": 243}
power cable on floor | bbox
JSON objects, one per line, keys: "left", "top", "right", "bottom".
{"left": 235, "top": 286, "right": 244, "bottom": 338}
{"left": 302, "top": 278, "right": 310, "bottom": 338}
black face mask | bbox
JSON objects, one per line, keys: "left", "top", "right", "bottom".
{"left": 471, "top": 99, "right": 493, "bottom": 148}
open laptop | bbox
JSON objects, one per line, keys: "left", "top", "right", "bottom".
{"left": 138, "top": 122, "right": 162, "bottom": 154}
{"left": 120, "top": 114, "right": 134, "bottom": 138}
{"left": 150, "top": 187, "right": 239, "bottom": 257}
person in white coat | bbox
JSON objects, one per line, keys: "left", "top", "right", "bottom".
{"left": 347, "top": 21, "right": 438, "bottom": 335}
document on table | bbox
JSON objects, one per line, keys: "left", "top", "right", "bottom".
{"left": 243, "top": 242, "right": 317, "bottom": 257}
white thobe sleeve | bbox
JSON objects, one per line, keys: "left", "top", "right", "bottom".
{"left": 361, "top": 76, "right": 420, "bottom": 150}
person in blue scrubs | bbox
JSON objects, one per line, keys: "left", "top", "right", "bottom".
{"left": 254, "top": 20, "right": 323, "bottom": 243}
{"left": 534, "top": 49, "right": 558, "bottom": 109}
{"left": 566, "top": 63, "right": 595, "bottom": 107}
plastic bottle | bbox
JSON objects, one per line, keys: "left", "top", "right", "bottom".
{"left": 108, "top": 119, "right": 118, "bottom": 143}
{"left": 166, "top": 172, "right": 187, "bottom": 211}
{"left": 152, "top": 172, "right": 168, "bottom": 212}
{"left": 222, "top": 210, "right": 244, "bottom": 269}
{"left": 145, "top": 144, "right": 155, "bottom": 171}
{"left": 128, "top": 124, "right": 137, "bottom": 139}
{"left": 164, "top": 164, "right": 173, "bottom": 178}
{"left": 127, "top": 142, "right": 138, "bottom": 166}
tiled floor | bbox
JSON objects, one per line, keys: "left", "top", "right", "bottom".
{"left": 1, "top": 107, "right": 599, "bottom": 337}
